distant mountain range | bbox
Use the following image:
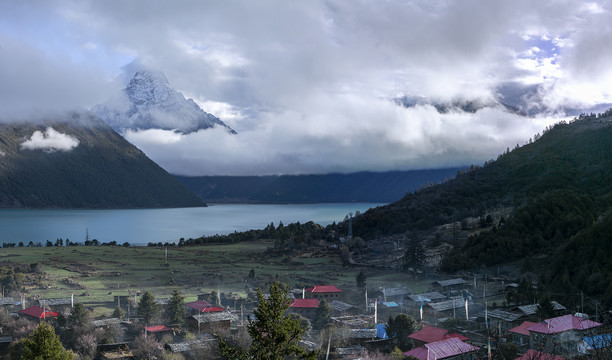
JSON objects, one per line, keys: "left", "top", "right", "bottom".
{"left": 92, "top": 71, "right": 235, "bottom": 134}
{"left": 175, "top": 168, "right": 464, "bottom": 204}
{"left": 0, "top": 112, "right": 205, "bottom": 208}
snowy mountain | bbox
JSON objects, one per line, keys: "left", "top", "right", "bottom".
{"left": 92, "top": 71, "right": 235, "bottom": 134}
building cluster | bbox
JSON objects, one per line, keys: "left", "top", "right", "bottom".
{"left": 0, "top": 277, "right": 610, "bottom": 359}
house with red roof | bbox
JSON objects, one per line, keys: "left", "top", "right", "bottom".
{"left": 289, "top": 298, "right": 320, "bottom": 317}
{"left": 19, "top": 306, "right": 59, "bottom": 321}
{"left": 186, "top": 299, "right": 213, "bottom": 313}
{"left": 304, "top": 285, "right": 342, "bottom": 299}
{"left": 408, "top": 325, "right": 469, "bottom": 348}
{"left": 526, "top": 314, "right": 601, "bottom": 357}
{"left": 509, "top": 321, "right": 538, "bottom": 348}
{"left": 403, "top": 337, "right": 479, "bottom": 360}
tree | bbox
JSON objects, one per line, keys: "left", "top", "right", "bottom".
{"left": 167, "top": 289, "right": 186, "bottom": 325}
{"left": 403, "top": 237, "right": 425, "bottom": 270}
{"left": 217, "top": 282, "right": 317, "bottom": 360}
{"left": 536, "top": 295, "right": 556, "bottom": 321}
{"left": 137, "top": 291, "right": 160, "bottom": 325}
{"left": 386, "top": 314, "right": 417, "bottom": 350}
{"left": 19, "top": 322, "right": 74, "bottom": 360}
{"left": 248, "top": 268, "right": 256, "bottom": 279}
{"left": 131, "top": 333, "right": 163, "bottom": 360}
{"left": 356, "top": 271, "right": 367, "bottom": 287}
{"left": 112, "top": 306, "right": 126, "bottom": 319}
{"left": 313, "top": 299, "right": 333, "bottom": 330}
{"left": 69, "top": 303, "right": 90, "bottom": 327}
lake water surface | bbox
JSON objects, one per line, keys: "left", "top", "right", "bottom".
{"left": 0, "top": 203, "right": 382, "bottom": 245}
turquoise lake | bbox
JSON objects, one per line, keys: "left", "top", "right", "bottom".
{"left": 0, "top": 203, "right": 382, "bottom": 245}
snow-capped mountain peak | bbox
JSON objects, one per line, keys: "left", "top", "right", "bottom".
{"left": 92, "top": 71, "right": 236, "bottom": 134}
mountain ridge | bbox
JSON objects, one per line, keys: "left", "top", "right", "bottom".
{"left": 92, "top": 71, "right": 235, "bottom": 134}
{"left": 175, "top": 168, "right": 465, "bottom": 204}
{"left": 0, "top": 112, "right": 205, "bottom": 208}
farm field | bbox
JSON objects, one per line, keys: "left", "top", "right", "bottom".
{"left": 0, "top": 241, "right": 423, "bottom": 316}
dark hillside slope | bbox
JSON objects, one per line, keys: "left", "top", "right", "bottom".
{"left": 348, "top": 115, "right": 612, "bottom": 238}
{"left": 176, "top": 168, "right": 463, "bottom": 204}
{"left": 0, "top": 112, "right": 204, "bottom": 208}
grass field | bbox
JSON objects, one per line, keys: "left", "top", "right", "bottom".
{"left": 0, "top": 241, "right": 422, "bottom": 316}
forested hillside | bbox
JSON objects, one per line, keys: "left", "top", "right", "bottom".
{"left": 175, "top": 168, "right": 463, "bottom": 204}
{"left": 0, "top": 112, "right": 204, "bottom": 208}
{"left": 347, "top": 112, "right": 612, "bottom": 238}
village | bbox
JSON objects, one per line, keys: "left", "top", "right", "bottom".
{"left": 1, "top": 271, "right": 610, "bottom": 360}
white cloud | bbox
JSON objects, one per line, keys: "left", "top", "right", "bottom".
{"left": 21, "top": 127, "right": 80, "bottom": 152}
{"left": 1, "top": 0, "right": 611, "bottom": 175}
{"left": 125, "top": 96, "right": 558, "bottom": 176}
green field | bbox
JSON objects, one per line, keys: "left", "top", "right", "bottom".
{"left": 0, "top": 241, "right": 420, "bottom": 316}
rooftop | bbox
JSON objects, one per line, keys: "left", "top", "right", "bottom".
{"left": 514, "top": 349, "right": 564, "bottom": 360}
{"left": 508, "top": 321, "right": 538, "bottom": 336}
{"left": 330, "top": 300, "right": 355, "bottom": 312}
{"left": 527, "top": 314, "right": 602, "bottom": 334}
{"left": 19, "top": 306, "right": 59, "bottom": 319}
{"left": 427, "top": 298, "right": 466, "bottom": 312}
{"left": 186, "top": 300, "right": 213, "bottom": 312}
{"left": 305, "top": 285, "right": 342, "bottom": 293}
{"left": 433, "top": 278, "right": 467, "bottom": 287}
{"left": 145, "top": 325, "right": 172, "bottom": 333}
{"left": 0, "top": 297, "right": 15, "bottom": 306}
{"left": 408, "top": 326, "right": 468, "bottom": 344}
{"left": 382, "top": 287, "right": 412, "bottom": 297}
{"left": 408, "top": 292, "right": 447, "bottom": 303}
{"left": 404, "top": 337, "right": 479, "bottom": 360}
{"left": 487, "top": 309, "right": 523, "bottom": 322}
{"left": 518, "top": 301, "right": 566, "bottom": 315}
{"left": 290, "top": 298, "right": 320, "bottom": 308}
{"left": 192, "top": 312, "right": 234, "bottom": 323}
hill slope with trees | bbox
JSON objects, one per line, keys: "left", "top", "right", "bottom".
{"left": 175, "top": 168, "right": 463, "bottom": 204}
{"left": 0, "top": 112, "right": 204, "bottom": 208}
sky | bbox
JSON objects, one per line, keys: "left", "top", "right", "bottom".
{"left": 1, "top": 0, "right": 612, "bottom": 175}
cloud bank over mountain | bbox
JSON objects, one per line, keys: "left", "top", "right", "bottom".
{"left": 1, "top": 1, "right": 611, "bottom": 175}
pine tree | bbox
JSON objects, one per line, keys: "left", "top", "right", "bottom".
{"left": 69, "top": 303, "right": 90, "bottom": 327}
{"left": 356, "top": 271, "right": 367, "bottom": 287}
{"left": 217, "top": 282, "right": 317, "bottom": 360}
{"left": 167, "top": 289, "right": 185, "bottom": 325}
{"left": 313, "top": 299, "right": 333, "bottom": 330}
{"left": 137, "top": 291, "right": 160, "bottom": 325}
{"left": 386, "top": 313, "right": 417, "bottom": 350}
{"left": 19, "top": 322, "right": 74, "bottom": 360}
{"left": 403, "top": 236, "right": 425, "bottom": 269}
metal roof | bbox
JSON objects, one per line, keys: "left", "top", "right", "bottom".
{"left": 408, "top": 292, "right": 447, "bottom": 302}
{"left": 404, "top": 337, "right": 479, "bottom": 360}
{"left": 508, "top": 321, "right": 538, "bottom": 336}
{"left": 518, "top": 301, "right": 566, "bottom": 315}
{"left": 290, "top": 298, "right": 319, "bottom": 308}
{"left": 192, "top": 312, "right": 234, "bottom": 323}
{"left": 382, "top": 287, "right": 412, "bottom": 297}
{"left": 427, "top": 298, "right": 466, "bottom": 312}
{"left": 0, "top": 297, "right": 15, "bottom": 306}
{"left": 92, "top": 318, "right": 122, "bottom": 327}
{"left": 433, "top": 278, "right": 467, "bottom": 287}
{"left": 486, "top": 309, "right": 523, "bottom": 322}
{"left": 306, "top": 285, "right": 342, "bottom": 293}
{"left": 527, "top": 314, "right": 602, "bottom": 334}
{"left": 330, "top": 300, "right": 354, "bottom": 312}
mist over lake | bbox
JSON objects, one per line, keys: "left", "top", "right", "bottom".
{"left": 0, "top": 203, "right": 381, "bottom": 246}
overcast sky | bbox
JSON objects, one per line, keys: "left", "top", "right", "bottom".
{"left": 1, "top": 0, "right": 611, "bottom": 175}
